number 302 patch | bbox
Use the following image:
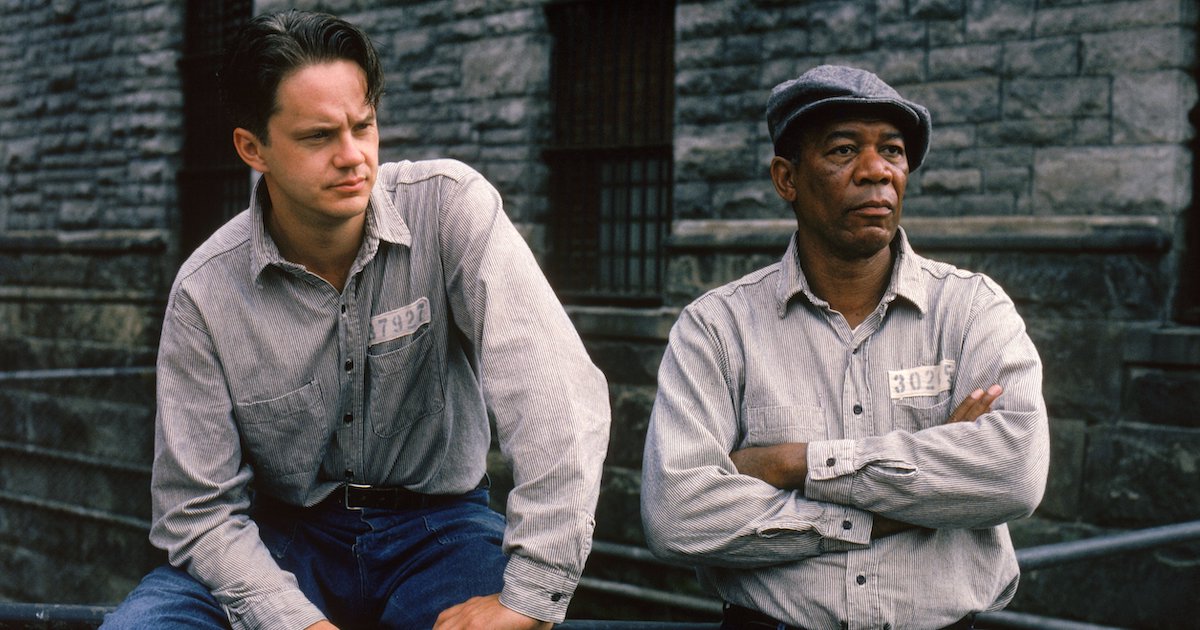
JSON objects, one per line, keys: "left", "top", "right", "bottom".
{"left": 887, "top": 359, "right": 956, "bottom": 400}
{"left": 369, "top": 297, "right": 431, "bottom": 346}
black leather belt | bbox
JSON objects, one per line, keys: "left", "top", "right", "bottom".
{"left": 722, "top": 603, "right": 975, "bottom": 630}
{"left": 337, "top": 476, "right": 489, "bottom": 511}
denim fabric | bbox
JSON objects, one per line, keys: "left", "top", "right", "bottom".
{"left": 102, "top": 489, "right": 507, "bottom": 629}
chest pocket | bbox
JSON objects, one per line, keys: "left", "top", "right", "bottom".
{"left": 891, "top": 394, "right": 952, "bottom": 433}
{"left": 742, "top": 404, "right": 825, "bottom": 447}
{"left": 235, "top": 379, "right": 327, "bottom": 488}
{"left": 367, "top": 323, "right": 445, "bottom": 437}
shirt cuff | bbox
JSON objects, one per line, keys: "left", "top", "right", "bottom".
{"left": 224, "top": 588, "right": 326, "bottom": 630}
{"left": 499, "top": 554, "right": 579, "bottom": 623}
{"left": 805, "top": 439, "right": 857, "bottom": 505}
{"left": 816, "top": 505, "right": 872, "bottom": 550}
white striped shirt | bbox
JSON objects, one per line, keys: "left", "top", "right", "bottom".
{"left": 150, "top": 159, "right": 610, "bottom": 629}
{"left": 641, "top": 229, "right": 1049, "bottom": 630}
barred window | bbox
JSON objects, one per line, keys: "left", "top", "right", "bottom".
{"left": 544, "top": 0, "right": 675, "bottom": 306}
{"left": 178, "top": 0, "right": 252, "bottom": 259}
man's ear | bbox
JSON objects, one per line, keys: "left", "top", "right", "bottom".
{"left": 770, "top": 156, "right": 798, "bottom": 202}
{"left": 232, "top": 128, "right": 269, "bottom": 173}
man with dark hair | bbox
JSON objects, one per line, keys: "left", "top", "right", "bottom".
{"left": 102, "top": 10, "right": 609, "bottom": 630}
{"left": 640, "top": 65, "right": 1050, "bottom": 630}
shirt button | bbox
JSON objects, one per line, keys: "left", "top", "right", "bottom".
{"left": 343, "top": 414, "right": 353, "bottom": 425}
{"left": 840, "top": 623, "right": 849, "bottom": 630}
{"left": 842, "top": 520, "right": 852, "bottom": 530}
{"left": 826, "top": 457, "right": 836, "bottom": 467}
{"left": 853, "top": 404, "right": 863, "bottom": 415}
{"left": 340, "top": 303, "right": 347, "bottom": 314}
{"left": 884, "top": 624, "right": 892, "bottom": 630}
{"left": 344, "top": 468, "right": 353, "bottom": 479}
{"left": 856, "top": 575, "right": 867, "bottom": 585}
{"left": 550, "top": 593, "right": 563, "bottom": 602}
{"left": 344, "top": 359, "right": 354, "bottom": 372}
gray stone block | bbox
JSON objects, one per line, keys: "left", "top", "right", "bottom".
{"left": 1081, "top": 27, "right": 1194, "bottom": 73}
{"left": 1033, "top": 146, "right": 1190, "bottom": 214}
{"left": 1112, "top": 70, "right": 1196, "bottom": 144}
{"left": 1082, "top": 423, "right": 1200, "bottom": 526}
{"left": 1039, "top": 417, "right": 1087, "bottom": 520}
{"left": 1003, "top": 77, "right": 1109, "bottom": 119}
{"left": 1123, "top": 367, "right": 1200, "bottom": 428}
{"left": 904, "top": 78, "right": 1001, "bottom": 124}
{"left": 1003, "top": 37, "right": 1079, "bottom": 77}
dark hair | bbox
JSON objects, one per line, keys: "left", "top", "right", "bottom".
{"left": 219, "top": 10, "right": 384, "bottom": 143}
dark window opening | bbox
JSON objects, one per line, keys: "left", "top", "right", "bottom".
{"left": 545, "top": 0, "right": 675, "bottom": 306}
{"left": 178, "top": 0, "right": 252, "bottom": 260}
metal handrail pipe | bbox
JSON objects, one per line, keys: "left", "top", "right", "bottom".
{"left": 1016, "top": 519, "right": 1200, "bottom": 571}
{"left": 975, "top": 609, "right": 1128, "bottom": 629}
{"left": 0, "top": 602, "right": 111, "bottom": 623}
{"left": 0, "top": 367, "right": 155, "bottom": 382}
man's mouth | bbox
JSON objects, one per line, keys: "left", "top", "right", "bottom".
{"left": 331, "top": 176, "right": 367, "bottom": 192}
{"left": 851, "top": 200, "right": 894, "bottom": 217}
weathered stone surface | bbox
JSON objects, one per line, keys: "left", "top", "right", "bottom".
{"left": 1003, "top": 77, "right": 1109, "bottom": 119}
{"left": 904, "top": 78, "right": 1001, "bottom": 124}
{"left": 1112, "top": 70, "right": 1197, "bottom": 144}
{"left": 1038, "top": 417, "right": 1087, "bottom": 520}
{"left": 964, "top": 0, "right": 1036, "bottom": 40}
{"left": 1024, "top": 318, "right": 1125, "bottom": 423}
{"left": 928, "top": 44, "right": 1002, "bottom": 80}
{"left": 1033, "top": 146, "right": 1190, "bottom": 214}
{"left": 1082, "top": 423, "right": 1200, "bottom": 526}
{"left": 1081, "top": 27, "right": 1193, "bottom": 73}
{"left": 1123, "top": 367, "right": 1200, "bottom": 429}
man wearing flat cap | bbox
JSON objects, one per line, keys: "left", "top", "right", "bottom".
{"left": 641, "top": 66, "right": 1049, "bottom": 629}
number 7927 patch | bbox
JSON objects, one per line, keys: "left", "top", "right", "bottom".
{"left": 888, "top": 360, "right": 956, "bottom": 400}
{"left": 369, "top": 297, "right": 431, "bottom": 346}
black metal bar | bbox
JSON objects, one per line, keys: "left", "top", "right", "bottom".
{"left": 975, "top": 610, "right": 1128, "bottom": 629}
{"left": 0, "top": 367, "right": 155, "bottom": 381}
{"left": 1015, "top": 519, "right": 1200, "bottom": 571}
{"left": 0, "top": 603, "right": 111, "bottom": 624}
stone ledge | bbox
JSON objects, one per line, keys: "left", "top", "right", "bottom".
{"left": 566, "top": 305, "right": 681, "bottom": 341}
{"left": 0, "top": 230, "right": 169, "bottom": 254}
{"left": 1123, "top": 324, "right": 1200, "bottom": 367}
{"left": 0, "top": 286, "right": 163, "bottom": 304}
{"left": 666, "top": 216, "right": 1172, "bottom": 253}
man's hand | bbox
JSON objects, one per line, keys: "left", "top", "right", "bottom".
{"left": 948, "top": 385, "right": 1002, "bottom": 423}
{"left": 433, "top": 594, "right": 552, "bottom": 630}
{"left": 304, "top": 621, "right": 338, "bottom": 630}
{"left": 729, "top": 442, "right": 808, "bottom": 491}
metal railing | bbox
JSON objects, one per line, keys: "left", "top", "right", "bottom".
{"left": 2, "top": 521, "right": 1196, "bottom": 628}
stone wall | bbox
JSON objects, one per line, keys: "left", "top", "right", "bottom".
{"left": 0, "top": 0, "right": 180, "bottom": 607}
{"left": 0, "top": 0, "right": 1198, "bottom": 626}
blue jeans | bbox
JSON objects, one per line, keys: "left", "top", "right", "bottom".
{"left": 102, "top": 488, "right": 507, "bottom": 629}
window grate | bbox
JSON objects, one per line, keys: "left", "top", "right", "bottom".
{"left": 178, "top": 0, "right": 252, "bottom": 259}
{"left": 545, "top": 0, "right": 675, "bottom": 305}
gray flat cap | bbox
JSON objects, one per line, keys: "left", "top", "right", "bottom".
{"left": 767, "top": 65, "right": 932, "bottom": 171}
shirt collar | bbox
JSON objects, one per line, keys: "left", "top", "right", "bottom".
{"left": 774, "top": 226, "right": 928, "bottom": 318}
{"left": 248, "top": 172, "right": 412, "bottom": 282}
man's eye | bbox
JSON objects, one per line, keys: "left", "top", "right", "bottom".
{"left": 831, "top": 145, "right": 855, "bottom": 155}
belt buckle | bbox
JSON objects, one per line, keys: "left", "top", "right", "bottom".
{"left": 344, "top": 483, "right": 371, "bottom": 510}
